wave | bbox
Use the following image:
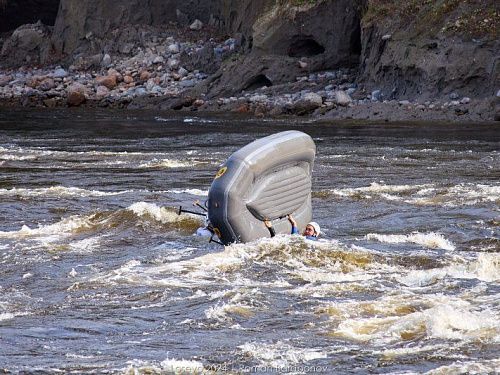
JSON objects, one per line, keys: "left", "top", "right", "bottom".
{"left": 320, "top": 182, "right": 500, "bottom": 207}
{"left": 0, "top": 186, "right": 133, "bottom": 198}
{"left": 238, "top": 341, "right": 327, "bottom": 368}
{"left": 426, "top": 359, "right": 500, "bottom": 375}
{"left": 398, "top": 253, "right": 500, "bottom": 286}
{"left": 0, "top": 202, "right": 203, "bottom": 240}
{"left": 328, "top": 294, "right": 499, "bottom": 345}
{"left": 124, "top": 358, "right": 204, "bottom": 374}
{"left": 366, "top": 232, "right": 455, "bottom": 250}
{"left": 168, "top": 188, "right": 208, "bottom": 196}
{"left": 138, "top": 158, "right": 202, "bottom": 168}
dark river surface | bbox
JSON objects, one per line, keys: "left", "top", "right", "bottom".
{"left": 0, "top": 108, "right": 499, "bottom": 374}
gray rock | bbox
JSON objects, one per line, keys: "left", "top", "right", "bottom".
{"left": 346, "top": 88, "right": 356, "bottom": 96}
{"left": 190, "top": 19, "right": 203, "bottom": 31}
{"left": 0, "top": 75, "right": 12, "bottom": 87}
{"left": 399, "top": 100, "right": 411, "bottom": 105}
{"left": 168, "top": 44, "right": 180, "bottom": 54}
{"left": 179, "top": 79, "right": 196, "bottom": 88}
{"left": 496, "top": 89, "right": 500, "bottom": 97}
{"left": 249, "top": 94, "right": 268, "bottom": 103}
{"left": 449, "top": 92, "right": 459, "bottom": 100}
{"left": 334, "top": 90, "right": 352, "bottom": 106}
{"left": 178, "top": 67, "right": 188, "bottom": 77}
{"left": 102, "top": 54, "right": 112, "bottom": 67}
{"left": 168, "top": 58, "right": 180, "bottom": 70}
{"left": 96, "top": 85, "right": 110, "bottom": 99}
{"left": 153, "top": 55, "right": 165, "bottom": 64}
{"left": 371, "top": 90, "right": 382, "bottom": 101}
{"left": 38, "top": 78, "right": 56, "bottom": 91}
{"left": 53, "top": 68, "right": 68, "bottom": 78}
{"left": 460, "top": 97, "right": 471, "bottom": 104}
{"left": 119, "top": 43, "right": 135, "bottom": 55}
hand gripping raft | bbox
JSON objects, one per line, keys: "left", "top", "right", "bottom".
{"left": 208, "top": 131, "right": 316, "bottom": 245}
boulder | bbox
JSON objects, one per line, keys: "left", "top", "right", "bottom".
{"left": 334, "top": 90, "right": 352, "bottom": 106}
{"left": 53, "top": 68, "right": 68, "bottom": 78}
{"left": 67, "top": 83, "right": 86, "bottom": 106}
{"left": 38, "top": 77, "right": 56, "bottom": 91}
{"left": 190, "top": 19, "right": 203, "bottom": 31}
{"left": 95, "top": 75, "right": 117, "bottom": 90}
{"left": 96, "top": 85, "right": 110, "bottom": 99}
{"left": 290, "top": 92, "right": 323, "bottom": 114}
{"left": 0, "top": 21, "right": 52, "bottom": 67}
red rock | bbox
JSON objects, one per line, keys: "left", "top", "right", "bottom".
{"left": 234, "top": 103, "right": 249, "bottom": 113}
{"left": 123, "top": 75, "right": 134, "bottom": 84}
{"left": 95, "top": 75, "right": 117, "bottom": 90}
{"left": 139, "top": 70, "right": 151, "bottom": 81}
{"left": 193, "top": 99, "right": 205, "bottom": 107}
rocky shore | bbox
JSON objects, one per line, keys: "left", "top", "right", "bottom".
{"left": 1, "top": 1, "right": 499, "bottom": 122}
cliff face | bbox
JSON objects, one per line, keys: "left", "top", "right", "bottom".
{"left": 195, "top": 0, "right": 364, "bottom": 98}
{"left": 358, "top": 1, "right": 499, "bottom": 100}
{"left": 0, "top": 0, "right": 498, "bottom": 104}
{"left": 50, "top": 0, "right": 274, "bottom": 58}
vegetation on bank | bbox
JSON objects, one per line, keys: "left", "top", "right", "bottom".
{"left": 364, "top": 0, "right": 499, "bottom": 40}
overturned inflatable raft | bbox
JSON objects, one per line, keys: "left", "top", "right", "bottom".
{"left": 208, "top": 131, "right": 316, "bottom": 245}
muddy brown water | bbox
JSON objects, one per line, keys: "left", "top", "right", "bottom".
{"left": 0, "top": 108, "right": 499, "bottom": 373}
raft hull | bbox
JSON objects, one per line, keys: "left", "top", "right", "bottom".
{"left": 208, "top": 131, "right": 316, "bottom": 245}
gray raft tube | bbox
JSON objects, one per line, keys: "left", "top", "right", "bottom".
{"left": 208, "top": 131, "right": 316, "bottom": 245}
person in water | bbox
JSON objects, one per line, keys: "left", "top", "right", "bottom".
{"left": 264, "top": 215, "right": 320, "bottom": 240}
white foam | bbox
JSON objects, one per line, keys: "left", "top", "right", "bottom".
{"left": 329, "top": 182, "right": 500, "bottom": 207}
{"left": 238, "top": 341, "right": 327, "bottom": 368}
{"left": 398, "top": 253, "right": 500, "bottom": 286}
{"left": 425, "top": 359, "right": 500, "bottom": 375}
{"left": 0, "top": 215, "right": 94, "bottom": 239}
{"left": 0, "top": 311, "right": 29, "bottom": 321}
{"left": 168, "top": 188, "right": 209, "bottom": 196}
{"left": 205, "top": 290, "right": 262, "bottom": 322}
{"left": 127, "top": 202, "right": 198, "bottom": 224}
{"left": 366, "top": 232, "right": 455, "bottom": 251}
{"left": 160, "top": 358, "right": 205, "bottom": 374}
{"left": 125, "top": 358, "right": 205, "bottom": 375}
{"left": 0, "top": 186, "right": 131, "bottom": 198}
{"left": 0, "top": 154, "right": 38, "bottom": 161}
{"left": 138, "top": 158, "right": 196, "bottom": 168}
{"left": 469, "top": 253, "right": 500, "bottom": 282}
{"left": 332, "top": 296, "right": 499, "bottom": 345}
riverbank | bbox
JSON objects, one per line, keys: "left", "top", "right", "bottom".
{"left": 1, "top": 0, "right": 499, "bottom": 123}
{"left": 1, "top": 57, "right": 498, "bottom": 123}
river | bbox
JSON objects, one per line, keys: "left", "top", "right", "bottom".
{"left": 0, "top": 108, "right": 499, "bottom": 374}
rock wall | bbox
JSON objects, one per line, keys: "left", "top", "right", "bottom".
{"left": 50, "top": 0, "right": 274, "bottom": 58}
{"left": 358, "top": 2, "right": 500, "bottom": 100}
{"left": 194, "top": 0, "right": 365, "bottom": 98}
